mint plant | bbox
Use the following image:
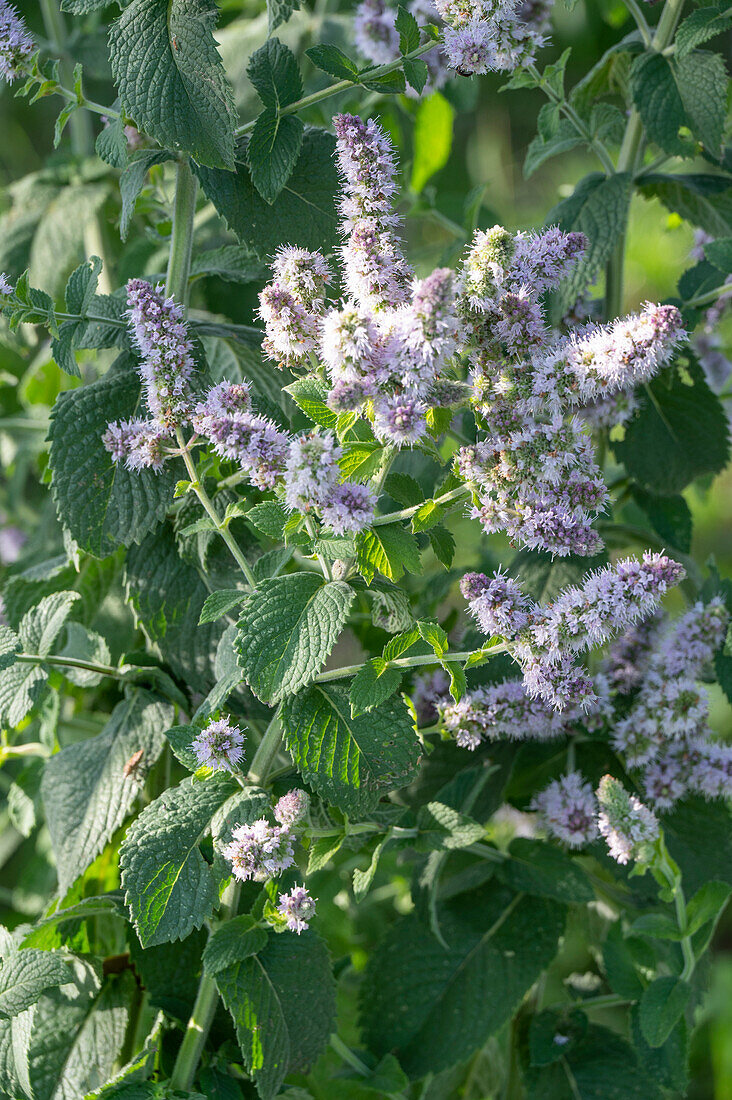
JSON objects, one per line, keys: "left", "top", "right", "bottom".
{"left": 1, "top": 0, "right": 732, "bottom": 1096}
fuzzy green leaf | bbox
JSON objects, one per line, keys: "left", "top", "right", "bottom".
{"left": 235, "top": 573, "right": 354, "bottom": 705}
{"left": 216, "top": 932, "right": 336, "bottom": 1100}
{"left": 42, "top": 689, "right": 170, "bottom": 894}
{"left": 109, "top": 0, "right": 237, "bottom": 169}
{"left": 281, "top": 684, "right": 421, "bottom": 814}
{"left": 0, "top": 951, "right": 71, "bottom": 1018}
{"left": 639, "top": 977, "right": 691, "bottom": 1048}
{"left": 349, "top": 658, "right": 402, "bottom": 717}
{"left": 356, "top": 525, "right": 422, "bottom": 583}
{"left": 247, "top": 110, "right": 304, "bottom": 204}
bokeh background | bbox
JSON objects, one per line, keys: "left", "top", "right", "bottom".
{"left": 1, "top": 1, "right": 731, "bottom": 1095}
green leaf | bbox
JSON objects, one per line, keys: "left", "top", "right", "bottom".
{"left": 629, "top": 53, "right": 687, "bottom": 156}
{"left": 676, "top": 50, "right": 727, "bottom": 155}
{"left": 41, "top": 689, "right": 170, "bottom": 894}
{"left": 356, "top": 526, "right": 422, "bottom": 583}
{"left": 18, "top": 970, "right": 134, "bottom": 1100}
{"left": 415, "top": 801, "right": 484, "bottom": 851}
{"left": 247, "top": 110, "right": 304, "bottom": 203}
{"left": 281, "top": 684, "right": 421, "bottom": 814}
{"left": 20, "top": 591, "right": 80, "bottom": 657}
{"left": 190, "top": 244, "right": 268, "bottom": 283}
{"left": 615, "top": 359, "right": 730, "bottom": 493}
{"left": 120, "top": 774, "right": 238, "bottom": 947}
{"left": 109, "top": 0, "right": 237, "bottom": 170}
{"left": 95, "top": 116, "right": 129, "bottom": 169}
{"left": 525, "top": 1023, "right": 664, "bottom": 1099}
{"left": 497, "top": 838, "right": 594, "bottom": 903}
{"left": 199, "top": 589, "right": 248, "bottom": 625}
{"left": 267, "top": 0, "right": 300, "bottom": 33}
{"left": 529, "top": 1008, "right": 588, "bottom": 1066}
{"left": 417, "top": 620, "right": 448, "bottom": 656}
{"left": 663, "top": 797, "right": 732, "bottom": 895}
{"left": 685, "top": 879, "right": 731, "bottom": 934}
{"left": 245, "top": 500, "right": 289, "bottom": 539}
{"left": 349, "top": 658, "right": 402, "bottom": 717}
{"left": 307, "top": 835, "right": 345, "bottom": 874}
{"left": 120, "top": 150, "right": 174, "bottom": 241}
{"left": 639, "top": 172, "right": 732, "bottom": 236}
{"left": 306, "top": 43, "right": 360, "bottom": 81}
{"left": 248, "top": 37, "right": 303, "bottom": 109}
{"left": 395, "top": 5, "right": 419, "bottom": 52}
{"left": 411, "top": 93, "right": 454, "bottom": 192}
{"left": 0, "top": 662, "right": 47, "bottom": 728}
{"left": 639, "top": 977, "right": 691, "bottom": 1048}
{"left": 353, "top": 832, "right": 393, "bottom": 900}
{"left": 286, "top": 376, "right": 338, "bottom": 430}
{"left": 676, "top": 3, "right": 732, "bottom": 58}
{"left": 382, "top": 627, "right": 419, "bottom": 661}
{"left": 125, "top": 524, "right": 224, "bottom": 692}
{"left": 0, "top": 951, "right": 71, "bottom": 1017}
{"left": 548, "top": 172, "right": 632, "bottom": 306}
{"left": 215, "top": 932, "right": 336, "bottom": 1100}
{"left": 49, "top": 354, "right": 176, "bottom": 558}
{"left": 339, "top": 440, "right": 385, "bottom": 482}
{"left": 234, "top": 573, "right": 354, "bottom": 705}
{"left": 630, "top": 1008, "right": 689, "bottom": 1096}
{"left": 203, "top": 916, "right": 268, "bottom": 976}
{"left": 195, "top": 128, "right": 339, "bottom": 258}
{"left": 704, "top": 235, "right": 732, "bottom": 271}
{"left": 629, "top": 485, "right": 692, "bottom": 552}
{"left": 360, "top": 884, "right": 565, "bottom": 1076}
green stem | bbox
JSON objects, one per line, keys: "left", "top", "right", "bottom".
{"left": 605, "top": 0, "right": 687, "bottom": 321}
{"left": 684, "top": 283, "right": 732, "bottom": 310}
{"left": 526, "top": 64, "right": 615, "bottom": 176}
{"left": 165, "top": 160, "right": 198, "bottom": 306}
{"left": 234, "top": 41, "right": 437, "bottom": 138}
{"left": 176, "top": 435, "right": 259, "bottom": 589}
{"left": 247, "top": 713, "right": 284, "bottom": 786}
{"left": 314, "top": 643, "right": 509, "bottom": 684}
{"left": 16, "top": 652, "right": 126, "bottom": 680}
{"left": 623, "top": 0, "right": 653, "bottom": 45}
{"left": 371, "top": 484, "right": 471, "bottom": 527}
{"left": 330, "top": 1035, "right": 371, "bottom": 1076}
{"left": 169, "top": 879, "right": 240, "bottom": 1090}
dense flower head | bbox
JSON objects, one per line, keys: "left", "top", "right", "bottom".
{"left": 192, "top": 388, "right": 290, "bottom": 491}
{"left": 461, "top": 554, "right": 685, "bottom": 711}
{"left": 436, "top": 0, "right": 554, "bottom": 76}
{"left": 596, "top": 775, "right": 659, "bottom": 865}
{"left": 277, "top": 885, "right": 316, "bottom": 933}
{"left": 532, "top": 772, "right": 598, "bottom": 848}
{"left": 274, "top": 789, "right": 310, "bottom": 827}
{"left": 102, "top": 418, "right": 169, "bottom": 472}
{"left": 320, "top": 481, "right": 377, "bottom": 535}
{"left": 126, "top": 279, "right": 196, "bottom": 426}
{"left": 603, "top": 611, "right": 663, "bottom": 694}
{"left": 191, "top": 717, "right": 245, "bottom": 771}
{"left": 439, "top": 678, "right": 572, "bottom": 748}
{"left": 373, "top": 392, "right": 427, "bottom": 445}
{"left": 0, "top": 1, "right": 33, "bottom": 84}
{"left": 272, "top": 246, "right": 332, "bottom": 306}
{"left": 259, "top": 281, "right": 323, "bottom": 368}
{"left": 222, "top": 818, "right": 295, "bottom": 882}
{"left": 284, "top": 430, "right": 341, "bottom": 512}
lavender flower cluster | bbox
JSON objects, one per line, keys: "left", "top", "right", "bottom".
{"left": 457, "top": 224, "right": 685, "bottom": 554}
{"left": 460, "top": 554, "right": 685, "bottom": 710}
{"left": 222, "top": 787, "right": 310, "bottom": 905}
{"left": 353, "top": 0, "right": 553, "bottom": 82}
{"left": 0, "top": 0, "right": 33, "bottom": 84}
{"left": 102, "top": 282, "right": 377, "bottom": 536}
{"left": 277, "top": 885, "right": 316, "bottom": 933}
{"left": 191, "top": 716, "right": 245, "bottom": 771}
{"left": 610, "top": 598, "right": 732, "bottom": 809}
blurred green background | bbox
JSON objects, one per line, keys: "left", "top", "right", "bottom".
{"left": 1, "top": 1, "right": 731, "bottom": 1095}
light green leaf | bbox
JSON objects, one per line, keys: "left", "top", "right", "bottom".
{"left": 216, "top": 932, "right": 336, "bottom": 1100}
{"left": 109, "top": 0, "right": 237, "bottom": 170}
{"left": 676, "top": 3, "right": 732, "bottom": 58}
{"left": 281, "top": 684, "right": 421, "bottom": 814}
{"left": 199, "top": 589, "right": 248, "bottom": 625}
{"left": 411, "top": 93, "right": 454, "bottom": 193}
{"left": 235, "top": 573, "right": 354, "bottom": 705}
{"left": 356, "top": 526, "right": 422, "bottom": 583}
{"left": 20, "top": 591, "right": 80, "bottom": 657}
{"left": 119, "top": 775, "right": 238, "bottom": 947}
{"left": 0, "top": 952, "right": 71, "bottom": 1018}
{"left": 415, "top": 801, "right": 484, "bottom": 851}
{"left": 267, "top": 0, "right": 300, "bottom": 33}
{"left": 42, "top": 689, "right": 170, "bottom": 894}
{"left": 0, "top": 662, "right": 48, "bottom": 729}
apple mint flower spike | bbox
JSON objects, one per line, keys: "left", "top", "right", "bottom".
{"left": 354, "top": 0, "right": 400, "bottom": 64}
{"left": 102, "top": 418, "right": 170, "bottom": 472}
{"left": 321, "top": 481, "right": 377, "bottom": 535}
{"left": 191, "top": 389, "right": 290, "bottom": 491}
{"left": 126, "top": 278, "right": 196, "bottom": 427}
{"left": 274, "top": 789, "right": 310, "bottom": 827}
{"left": 190, "top": 717, "right": 245, "bottom": 771}
{"left": 222, "top": 818, "right": 295, "bottom": 882}
{"left": 277, "top": 885, "right": 316, "bottom": 933}
{"left": 259, "top": 280, "right": 324, "bottom": 369}
{"left": 284, "top": 430, "right": 341, "bottom": 513}
{"left": 460, "top": 569, "right": 532, "bottom": 638}
{"left": 0, "top": 0, "right": 33, "bottom": 84}
{"left": 596, "top": 775, "right": 659, "bottom": 866}
{"left": 271, "top": 246, "right": 332, "bottom": 307}
{"left": 532, "top": 772, "right": 598, "bottom": 849}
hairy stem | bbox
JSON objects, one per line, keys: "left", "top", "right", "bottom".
{"left": 372, "top": 484, "right": 471, "bottom": 527}
{"left": 605, "top": 0, "right": 687, "bottom": 320}
{"left": 16, "top": 653, "right": 126, "bottom": 679}
{"left": 165, "top": 159, "right": 198, "bottom": 306}
{"left": 314, "top": 643, "right": 509, "bottom": 684}
{"left": 234, "top": 41, "right": 437, "bottom": 138}
{"left": 247, "top": 713, "right": 284, "bottom": 787}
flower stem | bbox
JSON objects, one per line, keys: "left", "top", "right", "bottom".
{"left": 314, "top": 644, "right": 508, "bottom": 684}
{"left": 371, "top": 484, "right": 471, "bottom": 527}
